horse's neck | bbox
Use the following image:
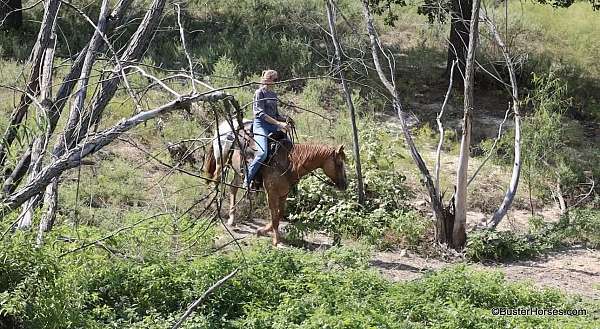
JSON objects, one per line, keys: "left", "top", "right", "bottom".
{"left": 290, "top": 144, "right": 330, "bottom": 179}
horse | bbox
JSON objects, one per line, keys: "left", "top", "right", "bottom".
{"left": 203, "top": 119, "right": 348, "bottom": 245}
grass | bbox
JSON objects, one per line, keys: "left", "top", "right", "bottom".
{"left": 1, "top": 235, "right": 598, "bottom": 328}
{"left": 0, "top": 2, "right": 599, "bottom": 327}
{"left": 509, "top": 2, "right": 600, "bottom": 78}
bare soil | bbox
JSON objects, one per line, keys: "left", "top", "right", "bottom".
{"left": 216, "top": 213, "right": 600, "bottom": 301}
{"left": 372, "top": 247, "right": 600, "bottom": 300}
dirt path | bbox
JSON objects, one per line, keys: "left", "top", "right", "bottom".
{"left": 218, "top": 216, "right": 599, "bottom": 300}
{"left": 371, "top": 247, "right": 600, "bottom": 300}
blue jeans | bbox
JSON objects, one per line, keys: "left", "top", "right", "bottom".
{"left": 245, "top": 122, "right": 275, "bottom": 185}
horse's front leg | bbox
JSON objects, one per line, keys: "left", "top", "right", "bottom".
{"left": 228, "top": 173, "right": 241, "bottom": 226}
{"left": 271, "top": 195, "right": 288, "bottom": 246}
{"left": 257, "top": 192, "right": 280, "bottom": 244}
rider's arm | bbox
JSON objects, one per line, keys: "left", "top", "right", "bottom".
{"left": 254, "top": 90, "right": 287, "bottom": 128}
{"left": 262, "top": 113, "right": 286, "bottom": 127}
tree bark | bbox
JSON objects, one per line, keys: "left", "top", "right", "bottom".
{"left": 446, "top": 0, "right": 473, "bottom": 83}
{"left": 482, "top": 12, "right": 521, "bottom": 229}
{"left": 0, "top": 0, "right": 60, "bottom": 169}
{"left": 326, "top": 0, "right": 365, "bottom": 205}
{"left": 361, "top": 0, "right": 453, "bottom": 245}
{"left": 17, "top": 26, "right": 58, "bottom": 230}
{"left": 453, "top": 0, "right": 481, "bottom": 249}
{"left": 0, "top": 0, "right": 22, "bottom": 30}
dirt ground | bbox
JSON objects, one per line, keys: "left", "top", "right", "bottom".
{"left": 372, "top": 247, "right": 600, "bottom": 300}
{"left": 218, "top": 214, "right": 600, "bottom": 301}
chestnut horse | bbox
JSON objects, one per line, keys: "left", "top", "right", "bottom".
{"left": 204, "top": 120, "right": 348, "bottom": 245}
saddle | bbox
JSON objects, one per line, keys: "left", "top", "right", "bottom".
{"left": 242, "top": 125, "right": 293, "bottom": 186}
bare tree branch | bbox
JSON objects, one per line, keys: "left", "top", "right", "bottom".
{"left": 467, "top": 105, "right": 510, "bottom": 187}
{"left": 171, "top": 268, "right": 239, "bottom": 329}
{"left": 174, "top": 3, "right": 197, "bottom": 93}
{"left": 435, "top": 60, "right": 456, "bottom": 194}
{"left": 481, "top": 11, "right": 521, "bottom": 229}
{"left": 326, "top": 0, "right": 364, "bottom": 204}
{"left": 360, "top": 0, "right": 447, "bottom": 237}
{"left": 0, "top": 0, "right": 61, "bottom": 168}
{"left": 1, "top": 90, "right": 231, "bottom": 218}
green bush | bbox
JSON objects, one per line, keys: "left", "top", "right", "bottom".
{"left": 287, "top": 169, "right": 430, "bottom": 249}
{"left": 0, "top": 234, "right": 87, "bottom": 329}
{"left": 467, "top": 208, "right": 600, "bottom": 261}
{"left": 484, "top": 72, "right": 598, "bottom": 202}
{"left": 1, "top": 237, "right": 597, "bottom": 328}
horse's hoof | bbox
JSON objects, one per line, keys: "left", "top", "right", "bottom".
{"left": 256, "top": 229, "right": 268, "bottom": 237}
{"left": 227, "top": 219, "right": 236, "bottom": 227}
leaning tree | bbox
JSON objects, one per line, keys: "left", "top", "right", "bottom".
{"left": 359, "top": 0, "right": 523, "bottom": 249}
{"left": 0, "top": 0, "right": 246, "bottom": 247}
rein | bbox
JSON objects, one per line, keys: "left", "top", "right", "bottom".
{"left": 308, "top": 171, "right": 336, "bottom": 187}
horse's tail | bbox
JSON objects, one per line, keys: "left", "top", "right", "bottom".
{"left": 203, "top": 142, "right": 216, "bottom": 178}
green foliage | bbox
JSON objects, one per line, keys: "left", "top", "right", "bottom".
{"left": 484, "top": 72, "right": 597, "bottom": 200}
{"left": 210, "top": 56, "right": 241, "bottom": 88}
{"left": 287, "top": 169, "right": 429, "bottom": 249}
{"left": 61, "top": 157, "right": 146, "bottom": 211}
{"left": 467, "top": 208, "right": 600, "bottom": 261}
{"left": 0, "top": 233, "right": 87, "bottom": 329}
{"left": 209, "top": 56, "right": 255, "bottom": 113}
{"left": 1, "top": 239, "right": 596, "bottom": 328}
{"left": 300, "top": 78, "right": 346, "bottom": 113}
{"left": 150, "top": 0, "right": 321, "bottom": 77}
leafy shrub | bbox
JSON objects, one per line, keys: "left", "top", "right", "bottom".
{"left": 1, "top": 237, "right": 597, "bottom": 328}
{"left": 483, "top": 72, "right": 598, "bottom": 203}
{"left": 561, "top": 208, "right": 600, "bottom": 248}
{"left": 0, "top": 234, "right": 86, "bottom": 329}
{"left": 287, "top": 169, "right": 430, "bottom": 249}
{"left": 467, "top": 208, "right": 600, "bottom": 261}
{"left": 466, "top": 230, "right": 547, "bottom": 262}
{"left": 300, "top": 78, "right": 345, "bottom": 113}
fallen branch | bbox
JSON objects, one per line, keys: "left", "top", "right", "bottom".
{"left": 0, "top": 91, "right": 232, "bottom": 218}
{"left": 171, "top": 268, "right": 239, "bottom": 329}
{"left": 58, "top": 212, "right": 169, "bottom": 257}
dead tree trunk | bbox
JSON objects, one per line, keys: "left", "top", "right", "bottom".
{"left": 0, "top": 0, "right": 60, "bottom": 170}
{"left": 481, "top": 12, "right": 521, "bottom": 229}
{"left": 453, "top": 0, "right": 481, "bottom": 249}
{"left": 361, "top": 0, "right": 455, "bottom": 246}
{"left": 446, "top": 0, "right": 473, "bottom": 82}
{"left": 326, "top": 0, "right": 365, "bottom": 205}
{"left": 17, "top": 24, "right": 58, "bottom": 229}
{"left": 36, "top": 0, "right": 163, "bottom": 241}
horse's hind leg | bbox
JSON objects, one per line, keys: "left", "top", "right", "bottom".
{"left": 228, "top": 173, "right": 241, "bottom": 226}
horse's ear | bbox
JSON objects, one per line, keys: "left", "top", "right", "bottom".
{"left": 336, "top": 145, "right": 346, "bottom": 159}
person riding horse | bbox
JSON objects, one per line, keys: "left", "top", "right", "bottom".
{"left": 243, "top": 69, "right": 292, "bottom": 190}
{"left": 203, "top": 69, "right": 348, "bottom": 245}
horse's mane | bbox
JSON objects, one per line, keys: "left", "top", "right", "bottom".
{"left": 289, "top": 143, "right": 336, "bottom": 173}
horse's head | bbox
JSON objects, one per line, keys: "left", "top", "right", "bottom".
{"left": 323, "top": 145, "right": 348, "bottom": 190}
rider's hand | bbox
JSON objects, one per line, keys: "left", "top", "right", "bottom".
{"left": 278, "top": 121, "right": 289, "bottom": 131}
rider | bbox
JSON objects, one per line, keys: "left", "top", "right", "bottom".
{"left": 243, "top": 69, "right": 290, "bottom": 189}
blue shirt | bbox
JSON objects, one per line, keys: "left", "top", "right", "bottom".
{"left": 253, "top": 87, "right": 282, "bottom": 132}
